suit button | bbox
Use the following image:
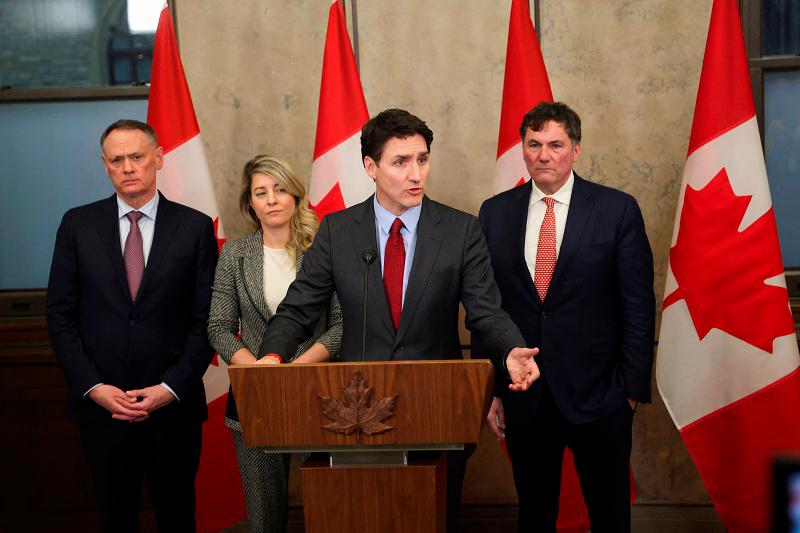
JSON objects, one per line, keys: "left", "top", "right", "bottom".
{"left": 542, "top": 312, "right": 548, "bottom": 319}
{"left": 129, "top": 320, "right": 136, "bottom": 326}
{"left": 393, "top": 345, "right": 403, "bottom": 353}
{"left": 123, "top": 357, "right": 130, "bottom": 365}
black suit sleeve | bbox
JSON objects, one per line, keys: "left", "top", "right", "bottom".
{"left": 160, "top": 216, "right": 218, "bottom": 399}
{"left": 46, "top": 211, "right": 103, "bottom": 398}
{"left": 259, "top": 215, "right": 336, "bottom": 359}
{"left": 616, "top": 196, "right": 656, "bottom": 403}
{"left": 460, "top": 215, "right": 526, "bottom": 372}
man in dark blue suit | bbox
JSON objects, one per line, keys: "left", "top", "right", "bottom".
{"left": 476, "top": 102, "right": 655, "bottom": 533}
{"left": 46, "top": 120, "right": 218, "bottom": 532}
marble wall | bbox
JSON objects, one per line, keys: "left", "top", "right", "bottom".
{"left": 177, "top": 0, "right": 714, "bottom": 504}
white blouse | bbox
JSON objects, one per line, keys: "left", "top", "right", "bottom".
{"left": 262, "top": 246, "right": 296, "bottom": 315}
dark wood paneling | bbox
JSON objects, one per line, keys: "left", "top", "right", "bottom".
{"left": 0, "top": 318, "right": 159, "bottom": 532}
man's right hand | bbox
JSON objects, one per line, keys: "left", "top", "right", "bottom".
{"left": 89, "top": 384, "right": 149, "bottom": 422}
{"left": 487, "top": 397, "right": 506, "bottom": 440}
{"left": 506, "top": 347, "right": 540, "bottom": 392}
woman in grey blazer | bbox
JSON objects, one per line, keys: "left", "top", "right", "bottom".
{"left": 208, "top": 155, "right": 342, "bottom": 533}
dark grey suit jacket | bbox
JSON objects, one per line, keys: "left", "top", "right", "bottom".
{"left": 260, "top": 195, "right": 525, "bottom": 367}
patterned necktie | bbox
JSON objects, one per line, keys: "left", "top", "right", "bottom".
{"left": 534, "top": 197, "right": 556, "bottom": 301}
{"left": 124, "top": 211, "right": 145, "bottom": 300}
{"left": 383, "top": 218, "right": 405, "bottom": 331}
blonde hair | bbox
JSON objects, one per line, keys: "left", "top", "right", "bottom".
{"left": 239, "top": 155, "right": 319, "bottom": 257}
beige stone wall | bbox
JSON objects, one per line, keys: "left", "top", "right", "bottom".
{"left": 177, "top": 0, "right": 714, "bottom": 505}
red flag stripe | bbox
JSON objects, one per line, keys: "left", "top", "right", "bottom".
{"left": 195, "top": 396, "right": 246, "bottom": 533}
{"left": 496, "top": 0, "right": 553, "bottom": 159}
{"left": 313, "top": 1, "right": 369, "bottom": 160}
{"left": 681, "top": 367, "right": 800, "bottom": 532}
{"left": 686, "top": 0, "right": 755, "bottom": 157}
{"left": 147, "top": 7, "right": 200, "bottom": 154}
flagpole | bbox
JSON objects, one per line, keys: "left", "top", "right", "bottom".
{"left": 350, "top": 0, "right": 360, "bottom": 73}
{"left": 532, "top": 0, "right": 540, "bottom": 42}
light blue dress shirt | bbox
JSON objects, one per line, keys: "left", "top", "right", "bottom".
{"left": 373, "top": 195, "right": 422, "bottom": 306}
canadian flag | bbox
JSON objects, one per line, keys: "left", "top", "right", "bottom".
{"left": 308, "top": 0, "right": 371, "bottom": 219}
{"left": 656, "top": 1, "right": 800, "bottom": 531}
{"left": 493, "top": 3, "right": 590, "bottom": 532}
{"left": 492, "top": 0, "right": 552, "bottom": 194}
{"left": 147, "top": 5, "right": 245, "bottom": 532}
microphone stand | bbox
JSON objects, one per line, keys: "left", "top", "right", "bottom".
{"left": 360, "top": 249, "right": 377, "bottom": 361}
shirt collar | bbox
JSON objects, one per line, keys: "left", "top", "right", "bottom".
{"left": 529, "top": 171, "right": 575, "bottom": 207}
{"left": 373, "top": 194, "right": 422, "bottom": 235}
{"left": 117, "top": 191, "right": 159, "bottom": 221}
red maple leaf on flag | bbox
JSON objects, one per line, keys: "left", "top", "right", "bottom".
{"left": 309, "top": 182, "right": 346, "bottom": 221}
{"left": 663, "top": 168, "right": 794, "bottom": 353}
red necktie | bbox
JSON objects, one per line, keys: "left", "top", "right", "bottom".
{"left": 383, "top": 218, "right": 405, "bottom": 330}
{"left": 124, "top": 211, "right": 145, "bottom": 300}
{"left": 534, "top": 197, "right": 556, "bottom": 301}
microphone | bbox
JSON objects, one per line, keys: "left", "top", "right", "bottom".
{"left": 361, "top": 249, "right": 377, "bottom": 361}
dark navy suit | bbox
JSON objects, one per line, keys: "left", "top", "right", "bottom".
{"left": 476, "top": 175, "right": 655, "bottom": 532}
{"left": 47, "top": 192, "right": 218, "bottom": 532}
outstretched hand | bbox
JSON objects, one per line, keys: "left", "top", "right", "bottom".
{"left": 505, "top": 347, "right": 540, "bottom": 392}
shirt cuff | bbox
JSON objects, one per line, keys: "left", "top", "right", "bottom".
{"left": 84, "top": 383, "right": 103, "bottom": 397}
{"left": 161, "top": 382, "right": 180, "bottom": 401}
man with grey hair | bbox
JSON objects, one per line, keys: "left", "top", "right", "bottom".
{"left": 47, "top": 119, "right": 218, "bottom": 532}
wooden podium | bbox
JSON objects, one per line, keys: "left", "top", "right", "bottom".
{"left": 228, "top": 359, "right": 494, "bottom": 533}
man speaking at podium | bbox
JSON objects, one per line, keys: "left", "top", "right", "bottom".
{"left": 259, "top": 108, "right": 538, "bottom": 531}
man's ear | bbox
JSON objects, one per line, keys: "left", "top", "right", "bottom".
{"left": 364, "top": 155, "right": 378, "bottom": 181}
{"left": 572, "top": 142, "right": 581, "bottom": 163}
{"left": 100, "top": 154, "right": 111, "bottom": 176}
{"left": 154, "top": 145, "right": 164, "bottom": 170}
{"left": 364, "top": 156, "right": 378, "bottom": 181}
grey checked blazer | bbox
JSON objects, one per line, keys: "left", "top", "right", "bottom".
{"left": 208, "top": 229, "right": 342, "bottom": 423}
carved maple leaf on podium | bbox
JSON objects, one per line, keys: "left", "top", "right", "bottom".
{"left": 319, "top": 373, "right": 398, "bottom": 441}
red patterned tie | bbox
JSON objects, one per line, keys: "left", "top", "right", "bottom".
{"left": 124, "top": 211, "right": 145, "bottom": 300}
{"left": 383, "top": 218, "right": 405, "bottom": 330}
{"left": 534, "top": 197, "right": 556, "bottom": 301}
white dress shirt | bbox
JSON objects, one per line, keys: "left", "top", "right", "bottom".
{"left": 117, "top": 192, "right": 159, "bottom": 265}
{"left": 85, "top": 192, "right": 178, "bottom": 400}
{"left": 524, "top": 172, "right": 574, "bottom": 284}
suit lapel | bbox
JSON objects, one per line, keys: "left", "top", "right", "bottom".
{"left": 507, "top": 181, "right": 540, "bottom": 305}
{"left": 241, "top": 230, "right": 270, "bottom": 321}
{"left": 351, "top": 197, "right": 395, "bottom": 337}
{"left": 135, "top": 193, "right": 179, "bottom": 307}
{"left": 549, "top": 175, "right": 594, "bottom": 294}
{"left": 394, "top": 198, "right": 442, "bottom": 346}
{"left": 96, "top": 194, "right": 132, "bottom": 305}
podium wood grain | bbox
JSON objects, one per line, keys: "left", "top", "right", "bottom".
{"left": 300, "top": 456, "right": 446, "bottom": 533}
{"left": 228, "top": 359, "right": 494, "bottom": 447}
